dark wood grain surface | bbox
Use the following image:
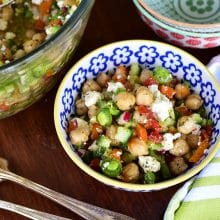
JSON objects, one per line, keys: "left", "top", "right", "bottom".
{"left": 0, "top": 1, "right": 219, "bottom": 219}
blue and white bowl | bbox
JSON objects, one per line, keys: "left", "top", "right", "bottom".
{"left": 54, "top": 40, "right": 220, "bottom": 192}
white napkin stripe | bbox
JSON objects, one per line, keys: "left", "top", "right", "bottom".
{"left": 197, "top": 163, "right": 220, "bottom": 178}
{"left": 184, "top": 185, "right": 220, "bottom": 202}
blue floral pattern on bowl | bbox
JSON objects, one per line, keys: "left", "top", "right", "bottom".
{"left": 135, "top": 45, "right": 159, "bottom": 65}
{"left": 55, "top": 40, "right": 220, "bottom": 192}
{"left": 72, "top": 67, "right": 87, "bottom": 92}
{"left": 88, "top": 53, "right": 108, "bottom": 76}
{"left": 110, "top": 46, "right": 133, "bottom": 66}
{"left": 200, "top": 81, "right": 216, "bottom": 106}
{"left": 183, "top": 63, "right": 202, "bottom": 86}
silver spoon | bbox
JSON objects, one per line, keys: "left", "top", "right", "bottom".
{"left": 0, "top": 0, "right": 14, "bottom": 9}
{"left": 0, "top": 158, "right": 135, "bottom": 220}
{"left": 0, "top": 199, "right": 71, "bottom": 220}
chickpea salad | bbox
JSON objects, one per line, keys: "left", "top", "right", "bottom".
{"left": 67, "top": 64, "right": 213, "bottom": 184}
{"left": 0, "top": 0, "right": 81, "bottom": 65}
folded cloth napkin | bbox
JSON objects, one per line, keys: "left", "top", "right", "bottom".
{"left": 164, "top": 149, "right": 220, "bottom": 220}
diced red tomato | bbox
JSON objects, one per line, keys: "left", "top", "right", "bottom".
{"left": 50, "top": 19, "right": 63, "bottom": 26}
{"left": 67, "top": 119, "right": 78, "bottom": 133}
{"left": 112, "top": 72, "right": 127, "bottom": 84}
{"left": 135, "top": 123, "right": 148, "bottom": 141}
{"left": 189, "top": 138, "right": 209, "bottom": 163}
{"left": 116, "top": 65, "right": 128, "bottom": 75}
{"left": 39, "top": 0, "right": 53, "bottom": 15}
{"left": 35, "top": 19, "right": 45, "bottom": 31}
{"left": 137, "top": 105, "right": 155, "bottom": 119}
{"left": 110, "top": 149, "right": 122, "bottom": 160}
{"left": 90, "top": 123, "right": 103, "bottom": 140}
{"left": 145, "top": 118, "right": 162, "bottom": 132}
{"left": 159, "top": 85, "right": 176, "bottom": 99}
{"left": 0, "top": 104, "right": 10, "bottom": 112}
{"left": 148, "top": 131, "right": 163, "bottom": 143}
{"left": 175, "top": 106, "right": 192, "bottom": 116}
{"left": 89, "top": 158, "right": 101, "bottom": 171}
{"left": 144, "top": 76, "right": 158, "bottom": 86}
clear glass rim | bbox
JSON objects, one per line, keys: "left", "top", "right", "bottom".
{"left": 0, "top": 0, "right": 92, "bottom": 73}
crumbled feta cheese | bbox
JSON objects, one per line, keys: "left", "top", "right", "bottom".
{"left": 148, "top": 85, "right": 173, "bottom": 121}
{"left": 138, "top": 156, "right": 161, "bottom": 172}
{"left": 107, "top": 82, "right": 124, "bottom": 93}
{"left": 161, "top": 133, "right": 181, "bottom": 151}
{"left": 192, "top": 124, "right": 201, "bottom": 135}
{"left": 57, "top": 0, "right": 64, "bottom": 8}
{"left": 32, "top": 0, "right": 43, "bottom": 5}
{"left": 88, "top": 141, "right": 98, "bottom": 151}
{"left": 178, "top": 117, "right": 199, "bottom": 134}
{"left": 84, "top": 91, "right": 101, "bottom": 107}
{"left": 148, "top": 84, "right": 159, "bottom": 94}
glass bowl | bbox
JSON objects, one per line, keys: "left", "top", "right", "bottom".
{"left": 0, "top": 0, "right": 95, "bottom": 119}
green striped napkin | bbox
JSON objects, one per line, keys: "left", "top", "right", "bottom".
{"left": 164, "top": 150, "right": 220, "bottom": 220}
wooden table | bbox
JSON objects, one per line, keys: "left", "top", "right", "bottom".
{"left": 0, "top": 1, "right": 219, "bottom": 219}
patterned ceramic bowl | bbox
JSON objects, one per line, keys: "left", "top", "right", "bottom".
{"left": 54, "top": 40, "right": 220, "bottom": 192}
{"left": 133, "top": 0, "right": 220, "bottom": 48}
{"left": 138, "top": 0, "right": 220, "bottom": 32}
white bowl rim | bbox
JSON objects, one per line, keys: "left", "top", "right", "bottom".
{"left": 138, "top": 0, "right": 220, "bottom": 29}
{"left": 54, "top": 39, "right": 220, "bottom": 191}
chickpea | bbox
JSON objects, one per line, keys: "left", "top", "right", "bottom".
{"left": 32, "top": 33, "right": 46, "bottom": 43}
{"left": 169, "top": 157, "right": 188, "bottom": 175}
{"left": 133, "top": 110, "right": 147, "bottom": 124}
{"left": 2, "top": 7, "right": 13, "bottom": 21}
{"left": 106, "top": 125, "right": 120, "bottom": 146}
{"left": 185, "top": 94, "right": 203, "bottom": 110}
{"left": 177, "top": 116, "right": 196, "bottom": 135}
{"left": 13, "top": 49, "right": 25, "bottom": 59}
{"left": 82, "top": 79, "right": 101, "bottom": 93}
{"left": 69, "top": 119, "right": 90, "bottom": 146}
{"left": 70, "top": 127, "right": 89, "bottom": 146}
{"left": 169, "top": 139, "right": 189, "bottom": 156}
{"left": 5, "top": 32, "right": 16, "bottom": 40}
{"left": 186, "top": 134, "right": 199, "bottom": 148}
{"left": 96, "top": 72, "right": 110, "bottom": 87}
{"left": 23, "top": 40, "right": 39, "bottom": 53}
{"left": 88, "top": 105, "right": 98, "bottom": 118}
{"left": 3, "top": 48, "right": 12, "bottom": 60}
{"left": 139, "top": 68, "right": 153, "bottom": 85}
{"left": 115, "top": 92, "right": 135, "bottom": 111}
{"left": 26, "top": 29, "right": 36, "bottom": 39}
{"left": 175, "top": 83, "right": 190, "bottom": 100}
{"left": 128, "top": 137, "right": 148, "bottom": 157}
{"left": 0, "top": 19, "right": 8, "bottom": 31}
{"left": 75, "top": 99, "right": 88, "bottom": 115}
{"left": 136, "top": 86, "right": 153, "bottom": 106}
{"left": 121, "top": 163, "right": 140, "bottom": 183}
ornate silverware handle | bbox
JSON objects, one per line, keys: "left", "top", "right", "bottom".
{"left": 0, "top": 0, "right": 14, "bottom": 8}
{"left": 0, "top": 199, "right": 71, "bottom": 220}
{"left": 0, "top": 168, "right": 135, "bottom": 220}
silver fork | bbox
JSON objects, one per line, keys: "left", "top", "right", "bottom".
{"left": 0, "top": 157, "right": 135, "bottom": 220}
{"left": 0, "top": 199, "right": 71, "bottom": 220}
{"left": 0, "top": 0, "right": 14, "bottom": 9}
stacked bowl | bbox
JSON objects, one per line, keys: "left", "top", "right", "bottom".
{"left": 133, "top": 0, "right": 220, "bottom": 48}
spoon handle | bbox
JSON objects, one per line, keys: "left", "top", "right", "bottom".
{"left": 0, "top": 169, "right": 135, "bottom": 220}
{"left": 0, "top": 199, "right": 71, "bottom": 220}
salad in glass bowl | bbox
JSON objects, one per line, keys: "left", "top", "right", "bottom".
{"left": 0, "top": 0, "right": 95, "bottom": 118}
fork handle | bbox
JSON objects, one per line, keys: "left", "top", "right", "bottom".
{"left": 0, "top": 169, "right": 135, "bottom": 220}
{"left": 0, "top": 199, "right": 71, "bottom": 220}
